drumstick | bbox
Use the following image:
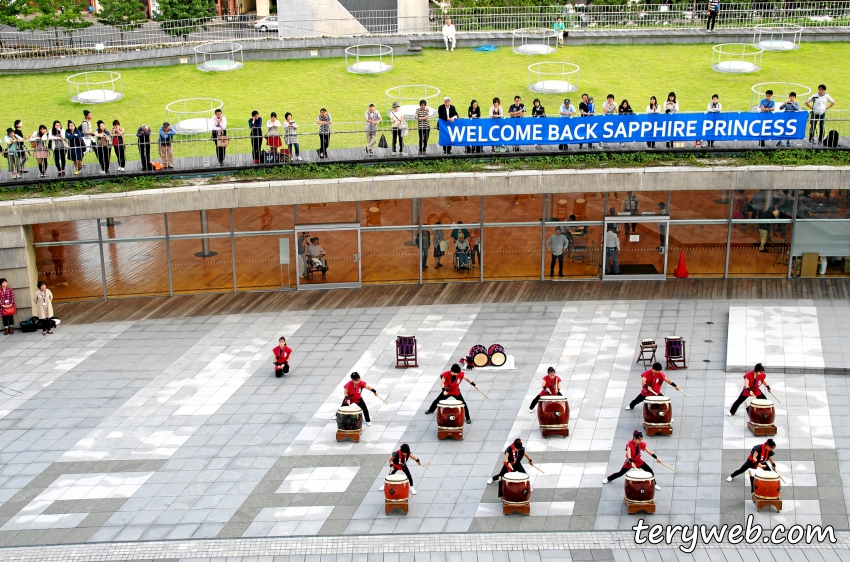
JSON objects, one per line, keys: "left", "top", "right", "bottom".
{"left": 767, "top": 461, "right": 787, "bottom": 484}
{"left": 766, "top": 389, "right": 782, "bottom": 405}
{"left": 645, "top": 386, "right": 659, "bottom": 396}
{"left": 417, "top": 462, "right": 430, "bottom": 471}
{"left": 655, "top": 459, "right": 676, "bottom": 473}
{"left": 468, "top": 381, "right": 490, "bottom": 399}
{"left": 529, "top": 463, "right": 545, "bottom": 474}
{"left": 674, "top": 387, "right": 692, "bottom": 398}
{"left": 373, "top": 392, "right": 389, "bottom": 405}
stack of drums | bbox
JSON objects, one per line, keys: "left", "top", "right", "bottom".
{"left": 752, "top": 469, "right": 782, "bottom": 512}
{"left": 437, "top": 397, "right": 464, "bottom": 440}
{"left": 642, "top": 395, "right": 673, "bottom": 436}
{"left": 623, "top": 469, "right": 656, "bottom": 514}
{"left": 383, "top": 471, "right": 410, "bottom": 514}
{"left": 336, "top": 404, "right": 364, "bottom": 442}
{"left": 501, "top": 472, "right": 531, "bottom": 515}
{"left": 488, "top": 344, "right": 506, "bottom": 367}
{"left": 747, "top": 399, "right": 776, "bottom": 436}
{"left": 537, "top": 395, "right": 569, "bottom": 438}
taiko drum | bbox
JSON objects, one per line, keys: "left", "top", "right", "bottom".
{"left": 752, "top": 469, "right": 781, "bottom": 500}
{"left": 437, "top": 398, "right": 465, "bottom": 429}
{"left": 748, "top": 398, "right": 775, "bottom": 425}
{"left": 501, "top": 471, "right": 531, "bottom": 503}
{"left": 537, "top": 395, "right": 569, "bottom": 428}
{"left": 624, "top": 469, "right": 655, "bottom": 503}
{"left": 384, "top": 471, "right": 409, "bottom": 502}
{"left": 642, "top": 395, "right": 672, "bottom": 425}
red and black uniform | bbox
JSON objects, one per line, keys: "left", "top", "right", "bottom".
{"left": 426, "top": 370, "right": 471, "bottom": 422}
{"left": 529, "top": 373, "right": 562, "bottom": 410}
{"left": 729, "top": 370, "right": 768, "bottom": 415}
{"left": 273, "top": 345, "right": 292, "bottom": 376}
{"left": 492, "top": 443, "right": 527, "bottom": 497}
{"left": 342, "top": 379, "right": 371, "bottom": 423}
{"left": 730, "top": 443, "right": 775, "bottom": 491}
{"left": 606, "top": 439, "right": 655, "bottom": 481}
{"left": 388, "top": 448, "right": 415, "bottom": 486}
{"left": 628, "top": 369, "right": 667, "bottom": 409}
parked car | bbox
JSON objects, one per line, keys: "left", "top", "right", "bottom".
{"left": 254, "top": 16, "right": 278, "bottom": 32}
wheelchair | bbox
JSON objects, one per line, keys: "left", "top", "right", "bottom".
{"left": 453, "top": 248, "right": 472, "bottom": 271}
{"left": 304, "top": 255, "right": 328, "bottom": 280}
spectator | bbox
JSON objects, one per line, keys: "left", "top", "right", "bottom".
{"left": 442, "top": 18, "right": 456, "bottom": 51}
{"left": 158, "top": 122, "right": 176, "bottom": 169}
{"left": 284, "top": 112, "right": 301, "bottom": 161}
{"left": 733, "top": 190, "right": 748, "bottom": 219}
{"left": 297, "top": 231, "right": 310, "bottom": 277}
{"left": 136, "top": 124, "right": 153, "bottom": 171}
{"left": 664, "top": 92, "right": 678, "bottom": 148}
{"left": 316, "top": 108, "right": 332, "bottom": 159}
{"left": 758, "top": 89, "right": 775, "bottom": 147}
{"left": 489, "top": 97, "right": 504, "bottom": 153}
{"left": 605, "top": 225, "right": 620, "bottom": 275}
{"left": 578, "top": 93, "right": 593, "bottom": 149}
{"left": 416, "top": 100, "right": 430, "bottom": 156}
{"left": 757, "top": 209, "right": 772, "bottom": 252}
{"left": 508, "top": 96, "right": 525, "bottom": 152}
{"left": 13, "top": 120, "right": 27, "bottom": 173}
{"left": 33, "top": 280, "right": 54, "bottom": 335}
{"left": 433, "top": 220, "right": 445, "bottom": 268}
{"left": 705, "top": 94, "right": 721, "bottom": 147}
{"left": 618, "top": 100, "right": 634, "bottom": 148}
{"left": 546, "top": 226, "right": 569, "bottom": 277}
{"left": 451, "top": 221, "right": 470, "bottom": 243}
{"left": 364, "top": 103, "right": 381, "bottom": 157}
{"left": 469, "top": 225, "right": 481, "bottom": 266}
{"left": 306, "top": 237, "right": 328, "bottom": 279}
{"left": 417, "top": 228, "right": 431, "bottom": 269}
{"left": 706, "top": 0, "right": 720, "bottom": 32}
{"left": 778, "top": 92, "right": 800, "bottom": 147}
{"left": 467, "top": 100, "right": 481, "bottom": 154}
{"left": 4, "top": 127, "right": 23, "bottom": 179}
{"left": 93, "top": 120, "right": 111, "bottom": 174}
{"left": 267, "top": 111, "right": 282, "bottom": 159}
{"left": 622, "top": 191, "right": 639, "bottom": 237}
{"left": 80, "top": 110, "right": 95, "bottom": 156}
{"left": 455, "top": 233, "right": 471, "bottom": 267}
{"left": 657, "top": 202, "right": 668, "bottom": 248}
{"left": 64, "top": 121, "right": 84, "bottom": 175}
{"left": 249, "top": 110, "right": 263, "bottom": 164}
{"left": 0, "top": 278, "right": 14, "bottom": 335}
{"left": 212, "top": 108, "right": 228, "bottom": 165}
{"left": 559, "top": 98, "right": 576, "bottom": 151}
{"left": 49, "top": 120, "right": 67, "bottom": 176}
{"left": 646, "top": 96, "right": 660, "bottom": 149}
{"left": 29, "top": 124, "right": 49, "bottom": 178}
{"left": 554, "top": 16, "right": 565, "bottom": 47}
{"left": 438, "top": 96, "right": 458, "bottom": 155}
{"left": 805, "top": 85, "right": 835, "bottom": 145}
{"left": 111, "top": 119, "right": 125, "bottom": 172}
{"left": 608, "top": 207, "right": 620, "bottom": 233}
{"left": 531, "top": 98, "right": 545, "bottom": 150}
{"left": 601, "top": 94, "right": 617, "bottom": 148}
{"left": 390, "top": 101, "right": 405, "bottom": 156}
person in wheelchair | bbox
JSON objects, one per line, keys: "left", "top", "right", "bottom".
{"left": 306, "top": 237, "right": 329, "bottom": 279}
{"left": 454, "top": 233, "right": 472, "bottom": 270}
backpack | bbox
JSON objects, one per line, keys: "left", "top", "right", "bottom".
{"left": 825, "top": 130, "right": 839, "bottom": 148}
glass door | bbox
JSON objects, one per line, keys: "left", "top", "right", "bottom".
{"left": 602, "top": 216, "right": 669, "bottom": 280}
{"left": 295, "top": 223, "right": 361, "bottom": 290}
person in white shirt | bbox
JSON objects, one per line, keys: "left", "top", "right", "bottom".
{"left": 558, "top": 98, "right": 576, "bottom": 151}
{"left": 442, "top": 19, "right": 456, "bottom": 51}
{"left": 601, "top": 94, "right": 617, "bottom": 148}
{"left": 364, "top": 103, "right": 381, "bottom": 157}
{"left": 664, "top": 92, "right": 678, "bottom": 148}
{"left": 489, "top": 97, "right": 504, "bottom": 152}
{"left": 645, "top": 96, "right": 660, "bottom": 149}
{"left": 805, "top": 84, "right": 836, "bottom": 145}
{"left": 212, "top": 109, "right": 227, "bottom": 165}
{"left": 604, "top": 226, "right": 620, "bottom": 275}
{"left": 705, "top": 93, "right": 721, "bottom": 147}
{"left": 267, "top": 111, "right": 282, "bottom": 158}
{"left": 546, "top": 227, "right": 570, "bottom": 277}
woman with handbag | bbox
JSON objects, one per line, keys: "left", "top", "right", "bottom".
{"left": 65, "top": 121, "right": 84, "bottom": 175}
{"left": 111, "top": 120, "right": 125, "bottom": 171}
{"left": 316, "top": 108, "right": 331, "bottom": 159}
{"left": 34, "top": 281, "right": 54, "bottom": 336}
{"left": 4, "top": 127, "right": 24, "bottom": 180}
{"left": 93, "top": 120, "right": 111, "bottom": 174}
{"left": 49, "top": 121, "right": 66, "bottom": 176}
{"left": 390, "top": 101, "right": 405, "bottom": 156}
{"left": 249, "top": 110, "right": 263, "bottom": 164}
{"left": 29, "top": 125, "right": 50, "bottom": 178}
{"left": 266, "top": 111, "right": 282, "bottom": 160}
{"left": 284, "top": 112, "right": 301, "bottom": 161}
{"left": 0, "top": 278, "right": 15, "bottom": 335}
{"left": 212, "top": 109, "right": 228, "bottom": 166}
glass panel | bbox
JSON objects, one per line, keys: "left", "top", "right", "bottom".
{"left": 483, "top": 226, "right": 541, "bottom": 281}
{"left": 666, "top": 223, "right": 728, "bottom": 278}
{"left": 728, "top": 222, "right": 790, "bottom": 277}
{"left": 167, "top": 209, "right": 231, "bottom": 235}
{"left": 791, "top": 221, "right": 850, "bottom": 262}
{"left": 103, "top": 241, "right": 169, "bottom": 297}
{"left": 101, "top": 215, "right": 165, "bottom": 239}
{"left": 797, "top": 189, "right": 850, "bottom": 219}
{"left": 34, "top": 244, "right": 102, "bottom": 301}
{"left": 546, "top": 223, "right": 603, "bottom": 278}
{"left": 362, "top": 229, "right": 419, "bottom": 285}
{"left": 547, "top": 193, "right": 604, "bottom": 221}
{"left": 235, "top": 235, "right": 294, "bottom": 291}
{"left": 169, "top": 238, "right": 234, "bottom": 293}
{"left": 296, "top": 202, "right": 356, "bottom": 225}
{"left": 732, "top": 190, "right": 794, "bottom": 220}
{"left": 360, "top": 200, "right": 418, "bottom": 227}
{"left": 233, "top": 205, "right": 294, "bottom": 232}
{"left": 299, "top": 230, "right": 360, "bottom": 285}
{"left": 604, "top": 221, "right": 666, "bottom": 276}
{"left": 422, "top": 197, "right": 480, "bottom": 230}
{"left": 483, "top": 195, "right": 542, "bottom": 223}
{"left": 669, "top": 190, "right": 730, "bottom": 220}
{"left": 608, "top": 191, "right": 668, "bottom": 220}
{"left": 421, "top": 224, "right": 479, "bottom": 283}
{"left": 33, "top": 220, "right": 98, "bottom": 243}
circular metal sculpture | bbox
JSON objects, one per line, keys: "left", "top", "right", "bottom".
{"left": 527, "top": 62, "right": 580, "bottom": 94}
{"left": 385, "top": 85, "right": 440, "bottom": 120}
{"left": 712, "top": 43, "right": 763, "bottom": 74}
{"left": 194, "top": 42, "right": 244, "bottom": 72}
{"left": 753, "top": 23, "right": 802, "bottom": 51}
{"left": 67, "top": 71, "right": 123, "bottom": 104}
{"left": 749, "top": 82, "right": 811, "bottom": 111}
{"left": 512, "top": 28, "right": 557, "bottom": 55}
{"left": 165, "top": 98, "right": 224, "bottom": 134}
{"left": 345, "top": 44, "right": 394, "bottom": 74}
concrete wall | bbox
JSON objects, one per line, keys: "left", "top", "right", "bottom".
{"left": 0, "top": 225, "right": 39, "bottom": 323}
{"left": 277, "top": 0, "right": 367, "bottom": 38}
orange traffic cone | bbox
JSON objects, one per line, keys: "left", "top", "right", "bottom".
{"left": 674, "top": 250, "right": 689, "bottom": 278}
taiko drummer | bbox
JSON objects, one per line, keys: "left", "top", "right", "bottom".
{"left": 378, "top": 444, "right": 422, "bottom": 495}
{"left": 272, "top": 336, "right": 293, "bottom": 378}
{"left": 727, "top": 439, "right": 776, "bottom": 488}
{"left": 424, "top": 364, "right": 475, "bottom": 423}
{"left": 342, "top": 372, "right": 378, "bottom": 427}
{"left": 727, "top": 363, "right": 773, "bottom": 417}
{"left": 487, "top": 438, "right": 535, "bottom": 495}
{"left": 528, "top": 367, "right": 562, "bottom": 411}
{"left": 603, "top": 430, "right": 663, "bottom": 490}
{"left": 625, "top": 362, "right": 680, "bottom": 411}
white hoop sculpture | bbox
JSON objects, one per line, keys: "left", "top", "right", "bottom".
{"left": 166, "top": 98, "right": 224, "bottom": 134}
{"left": 512, "top": 28, "right": 557, "bottom": 55}
{"left": 712, "top": 43, "right": 763, "bottom": 74}
{"left": 749, "top": 82, "right": 811, "bottom": 112}
{"left": 385, "top": 85, "right": 440, "bottom": 120}
{"left": 527, "top": 62, "right": 580, "bottom": 94}
{"left": 753, "top": 23, "right": 802, "bottom": 51}
{"left": 67, "top": 71, "right": 123, "bottom": 104}
{"left": 194, "top": 42, "right": 243, "bottom": 72}
{"left": 345, "top": 44, "right": 393, "bottom": 74}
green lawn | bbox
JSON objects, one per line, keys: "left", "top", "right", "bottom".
{"left": 6, "top": 42, "right": 849, "bottom": 131}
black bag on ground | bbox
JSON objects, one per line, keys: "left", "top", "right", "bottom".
{"left": 825, "top": 130, "right": 839, "bottom": 148}
{"left": 378, "top": 134, "right": 388, "bottom": 149}
{"left": 20, "top": 316, "right": 38, "bottom": 333}
{"left": 264, "top": 151, "right": 280, "bottom": 164}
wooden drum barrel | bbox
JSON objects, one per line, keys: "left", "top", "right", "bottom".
{"left": 748, "top": 399, "right": 775, "bottom": 426}
{"left": 752, "top": 469, "right": 781, "bottom": 500}
{"left": 336, "top": 404, "right": 363, "bottom": 442}
{"left": 642, "top": 395, "right": 672, "bottom": 435}
{"left": 537, "top": 395, "right": 569, "bottom": 438}
{"left": 488, "top": 344, "right": 506, "bottom": 367}
{"left": 437, "top": 397, "right": 465, "bottom": 439}
{"left": 501, "top": 472, "right": 531, "bottom": 515}
{"left": 624, "top": 469, "right": 655, "bottom": 503}
{"left": 384, "top": 472, "right": 409, "bottom": 514}
{"left": 470, "top": 345, "right": 489, "bottom": 367}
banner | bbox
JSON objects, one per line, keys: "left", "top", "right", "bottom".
{"left": 437, "top": 112, "right": 809, "bottom": 147}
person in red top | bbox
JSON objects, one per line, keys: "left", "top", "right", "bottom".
{"left": 486, "top": 438, "right": 536, "bottom": 496}
{"left": 271, "top": 336, "right": 292, "bottom": 378}
{"left": 625, "top": 362, "right": 679, "bottom": 411}
{"left": 424, "top": 363, "right": 476, "bottom": 423}
{"left": 342, "top": 372, "right": 378, "bottom": 426}
{"left": 378, "top": 444, "right": 423, "bottom": 495}
{"left": 528, "top": 366, "right": 562, "bottom": 411}
{"left": 0, "top": 278, "right": 15, "bottom": 335}
{"left": 603, "top": 431, "right": 662, "bottom": 489}
{"left": 728, "top": 363, "right": 772, "bottom": 416}
{"left": 727, "top": 439, "right": 776, "bottom": 491}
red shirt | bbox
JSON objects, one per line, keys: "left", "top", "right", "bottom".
{"left": 344, "top": 380, "right": 367, "bottom": 403}
{"left": 539, "top": 374, "right": 561, "bottom": 396}
{"left": 640, "top": 369, "right": 666, "bottom": 396}
{"left": 441, "top": 371, "right": 464, "bottom": 396}
{"left": 742, "top": 371, "right": 766, "bottom": 397}
{"left": 622, "top": 439, "right": 647, "bottom": 468}
{"left": 273, "top": 345, "right": 292, "bottom": 363}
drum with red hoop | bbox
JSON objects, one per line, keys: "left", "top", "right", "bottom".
{"left": 470, "top": 345, "right": 489, "bottom": 367}
{"left": 488, "top": 344, "right": 506, "bottom": 367}
{"left": 748, "top": 399, "right": 775, "bottom": 426}
{"left": 437, "top": 397, "right": 464, "bottom": 439}
{"left": 642, "top": 395, "right": 672, "bottom": 425}
{"left": 752, "top": 469, "right": 781, "bottom": 500}
{"left": 383, "top": 471, "right": 409, "bottom": 514}
{"left": 502, "top": 471, "right": 530, "bottom": 502}
{"left": 537, "top": 395, "right": 569, "bottom": 437}
{"left": 624, "top": 469, "right": 655, "bottom": 503}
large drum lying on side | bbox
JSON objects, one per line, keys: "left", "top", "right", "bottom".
{"left": 623, "top": 468, "right": 656, "bottom": 514}
{"left": 501, "top": 471, "right": 531, "bottom": 515}
{"left": 642, "top": 394, "right": 672, "bottom": 436}
{"left": 336, "top": 404, "right": 363, "bottom": 442}
{"left": 383, "top": 471, "right": 410, "bottom": 514}
{"left": 488, "top": 344, "right": 506, "bottom": 367}
{"left": 436, "top": 397, "right": 464, "bottom": 440}
{"left": 752, "top": 468, "right": 782, "bottom": 512}
{"left": 470, "top": 345, "right": 489, "bottom": 368}
{"left": 747, "top": 398, "right": 776, "bottom": 436}
{"left": 537, "top": 395, "right": 569, "bottom": 438}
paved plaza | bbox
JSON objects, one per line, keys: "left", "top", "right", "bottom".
{"left": 0, "top": 297, "right": 848, "bottom": 561}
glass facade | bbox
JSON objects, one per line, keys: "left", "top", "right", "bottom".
{"left": 31, "top": 191, "right": 850, "bottom": 302}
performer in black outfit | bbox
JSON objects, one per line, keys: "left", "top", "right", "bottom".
{"left": 486, "top": 438, "right": 536, "bottom": 496}
{"left": 378, "top": 444, "right": 422, "bottom": 495}
{"left": 727, "top": 439, "right": 776, "bottom": 491}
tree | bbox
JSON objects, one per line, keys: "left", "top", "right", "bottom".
{"left": 17, "top": 0, "right": 92, "bottom": 47}
{"left": 157, "top": 0, "right": 213, "bottom": 38}
{"left": 98, "top": 0, "right": 147, "bottom": 44}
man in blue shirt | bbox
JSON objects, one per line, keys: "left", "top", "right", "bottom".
{"left": 757, "top": 89, "right": 775, "bottom": 147}
{"left": 777, "top": 92, "right": 799, "bottom": 147}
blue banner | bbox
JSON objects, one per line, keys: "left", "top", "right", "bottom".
{"left": 437, "top": 112, "right": 809, "bottom": 146}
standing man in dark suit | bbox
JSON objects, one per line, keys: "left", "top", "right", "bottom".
{"left": 438, "top": 96, "right": 459, "bottom": 155}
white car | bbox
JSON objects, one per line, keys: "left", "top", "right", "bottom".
{"left": 254, "top": 16, "right": 278, "bottom": 32}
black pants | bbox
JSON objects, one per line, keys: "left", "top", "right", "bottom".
{"left": 388, "top": 465, "right": 413, "bottom": 487}
{"left": 549, "top": 253, "right": 564, "bottom": 275}
{"left": 113, "top": 144, "right": 125, "bottom": 168}
{"left": 646, "top": 142, "right": 656, "bottom": 149}
{"left": 529, "top": 391, "right": 562, "bottom": 410}
{"left": 629, "top": 392, "right": 664, "bottom": 410}
{"left": 706, "top": 12, "right": 717, "bottom": 30}
{"left": 731, "top": 460, "right": 772, "bottom": 491}
{"left": 318, "top": 133, "right": 330, "bottom": 157}
{"left": 251, "top": 133, "right": 263, "bottom": 162}
{"left": 471, "top": 245, "right": 480, "bottom": 265}
{"left": 493, "top": 462, "right": 526, "bottom": 497}
{"left": 96, "top": 146, "right": 111, "bottom": 172}
{"left": 729, "top": 390, "right": 766, "bottom": 415}
{"left": 39, "top": 318, "right": 53, "bottom": 332}
{"left": 809, "top": 112, "right": 825, "bottom": 143}
{"left": 53, "top": 148, "right": 66, "bottom": 172}
{"left": 36, "top": 158, "right": 48, "bottom": 174}
{"left": 421, "top": 246, "right": 429, "bottom": 268}
{"left": 624, "top": 222, "right": 637, "bottom": 235}
{"left": 392, "top": 129, "right": 404, "bottom": 152}
{"left": 215, "top": 132, "right": 227, "bottom": 164}
{"left": 2, "top": 315, "right": 13, "bottom": 328}
{"left": 139, "top": 142, "right": 152, "bottom": 171}
{"left": 273, "top": 361, "right": 290, "bottom": 377}
{"left": 607, "top": 462, "right": 654, "bottom": 482}
{"left": 342, "top": 397, "right": 370, "bottom": 423}
{"left": 418, "top": 128, "right": 429, "bottom": 152}
{"left": 427, "top": 391, "right": 470, "bottom": 421}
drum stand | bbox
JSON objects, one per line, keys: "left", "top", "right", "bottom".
{"left": 502, "top": 498, "right": 530, "bottom": 515}
{"left": 623, "top": 498, "right": 656, "bottom": 514}
{"left": 395, "top": 336, "right": 418, "bottom": 368}
{"left": 540, "top": 423, "right": 569, "bottom": 438}
{"left": 438, "top": 425, "right": 463, "bottom": 440}
{"left": 747, "top": 421, "right": 777, "bottom": 436}
{"left": 753, "top": 494, "right": 782, "bottom": 512}
{"left": 385, "top": 499, "right": 409, "bottom": 515}
{"left": 643, "top": 421, "right": 672, "bottom": 436}
{"left": 336, "top": 428, "right": 362, "bottom": 442}
{"left": 664, "top": 337, "right": 688, "bottom": 370}
{"left": 636, "top": 342, "right": 657, "bottom": 368}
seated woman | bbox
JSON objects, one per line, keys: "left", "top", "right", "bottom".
{"left": 455, "top": 233, "right": 471, "bottom": 267}
{"left": 306, "top": 237, "right": 329, "bottom": 278}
